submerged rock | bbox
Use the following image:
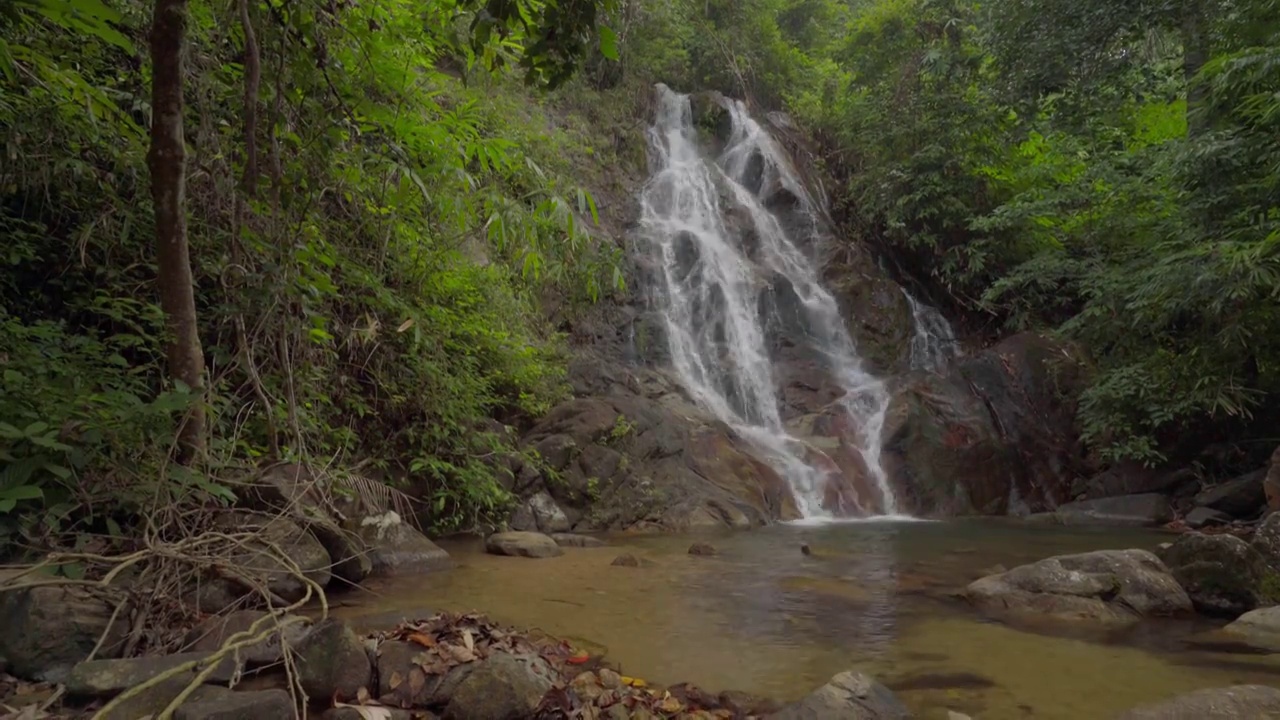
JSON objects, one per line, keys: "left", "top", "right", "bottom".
{"left": 965, "top": 549, "right": 1191, "bottom": 624}
{"left": 485, "top": 531, "right": 564, "bottom": 558}
{"left": 611, "top": 553, "right": 655, "bottom": 567}
{"left": 0, "top": 586, "right": 129, "bottom": 682}
{"left": 1222, "top": 606, "right": 1280, "bottom": 651}
{"left": 1159, "top": 533, "right": 1270, "bottom": 618}
{"left": 688, "top": 542, "right": 718, "bottom": 556}
{"left": 770, "top": 671, "right": 911, "bottom": 719}
{"left": 551, "top": 533, "right": 607, "bottom": 548}
{"left": 1117, "top": 685, "right": 1280, "bottom": 719}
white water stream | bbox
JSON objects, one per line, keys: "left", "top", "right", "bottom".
{"left": 903, "top": 289, "right": 960, "bottom": 374}
{"left": 637, "top": 85, "right": 902, "bottom": 519}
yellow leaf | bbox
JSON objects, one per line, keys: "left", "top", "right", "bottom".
{"left": 388, "top": 671, "right": 403, "bottom": 690}
{"left": 397, "top": 318, "right": 414, "bottom": 332}
{"left": 621, "top": 676, "right": 647, "bottom": 688}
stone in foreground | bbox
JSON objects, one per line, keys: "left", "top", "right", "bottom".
{"left": 173, "top": 686, "right": 295, "bottom": 720}
{"left": 66, "top": 653, "right": 238, "bottom": 697}
{"left": 965, "top": 549, "right": 1191, "bottom": 624}
{"left": 1223, "top": 606, "right": 1280, "bottom": 652}
{"left": 1159, "top": 533, "right": 1270, "bottom": 618}
{"left": 484, "top": 531, "right": 564, "bottom": 558}
{"left": 185, "top": 610, "right": 311, "bottom": 665}
{"left": 1117, "top": 685, "right": 1280, "bottom": 719}
{"left": 295, "top": 619, "right": 373, "bottom": 701}
{"left": 442, "top": 653, "right": 557, "bottom": 720}
{"left": 769, "top": 671, "right": 911, "bottom": 719}
{"left": 0, "top": 585, "right": 129, "bottom": 682}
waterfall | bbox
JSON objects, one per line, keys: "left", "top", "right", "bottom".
{"left": 636, "top": 84, "right": 901, "bottom": 519}
{"left": 902, "top": 289, "right": 960, "bottom": 374}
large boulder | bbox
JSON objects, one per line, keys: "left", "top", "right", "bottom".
{"left": 0, "top": 586, "right": 129, "bottom": 682}
{"left": 1250, "top": 511, "right": 1280, "bottom": 573}
{"left": 184, "top": 610, "right": 311, "bottom": 665}
{"left": 442, "top": 653, "right": 558, "bottom": 720}
{"left": 1194, "top": 469, "right": 1267, "bottom": 519}
{"left": 1117, "top": 685, "right": 1280, "bottom": 719}
{"left": 294, "top": 619, "right": 373, "bottom": 701}
{"left": 509, "top": 491, "right": 572, "bottom": 534}
{"left": 1071, "top": 462, "right": 1195, "bottom": 500}
{"left": 1051, "top": 494, "right": 1173, "bottom": 527}
{"left": 1159, "top": 533, "right": 1271, "bottom": 617}
{"left": 213, "top": 511, "right": 332, "bottom": 605}
{"left": 356, "top": 511, "right": 452, "bottom": 575}
{"left": 66, "top": 653, "right": 239, "bottom": 697}
{"left": 1265, "top": 445, "right": 1280, "bottom": 512}
{"left": 965, "top": 549, "right": 1192, "bottom": 624}
{"left": 769, "top": 671, "right": 911, "bottom": 719}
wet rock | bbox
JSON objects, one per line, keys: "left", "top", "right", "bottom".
{"left": 1266, "top": 445, "right": 1280, "bottom": 512}
{"left": 510, "top": 492, "right": 571, "bottom": 534}
{"left": 295, "top": 619, "right": 373, "bottom": 701}
{"left": 485, "top": 531, "right": 564, "bottom": 558}
{"left": 1052, "top": 494, "right": 1173, "bottom": 527}
{"left": 720, "top": 690, "right": 781, "bottom": 716}
{"left": 1249, "top": 511, "right": 1280, "bottom": 573}
{"left": 1117, "top": 685, "right": 1280, "bottom": 719}
{"left": 0, "top": 586, "right": 129, "bottom": 682}
{"left": 442, "top": 653, "right": 557, "bottom": 720}
{"left": 611, "top": 553, "right": 655, "bottom": 567}
{"left": 184, "top": 610, "right": 311, "bottom": 665}
{"left": 965, "top": 549, "right": 1192, "bottom": 624}
{"left": 1194, "top": 469, "right": 1267, "bottom": 518}
{"left": 1159, "top": 533, "right": 1269, "bottom": 618}
{"left": 174, "top": 686, "right": 295, "bottom": 720}
{"left": 66, "top": 653, "right": 238, "bottom": 697}
{"left": 770, "top": 671, "right": 910, "bottom": 719}
{"left": 551, "top": 533, "right": 607, "bottom": 548}
{"left": 1222, "top": 606, "right": 1280, "bottom": 651}
{"left": 688, "top": 542, "right": 718, "bottom": 556}
{"left": 1186, "top": 506, "right": 1233, "bottom": 529}
{"left": 357, "top": 511, "right": 452, "bottom": 575}
{"left": 375, "top": 640, "right": 462, "bottom": 707}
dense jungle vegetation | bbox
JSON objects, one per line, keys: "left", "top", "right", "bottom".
{"left": 2, "top": 0, "right": 1278, "bottom": 542}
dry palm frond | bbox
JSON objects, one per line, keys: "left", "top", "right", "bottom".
{"left": 329, "top": 471, "right": 421, "bottom": 530}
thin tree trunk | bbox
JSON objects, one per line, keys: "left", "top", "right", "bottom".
{"left": 149, "top": 0, "right": 207, "bottom": 461}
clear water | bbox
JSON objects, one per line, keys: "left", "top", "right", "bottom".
{"left": 903, "top": 288, "right": 960, "bottom": 374}
{"left": 332, "top": 522, "right": 1280, "bottom": 719}
{"left": 637, "top": 84, "right": 897, "bottom": 517}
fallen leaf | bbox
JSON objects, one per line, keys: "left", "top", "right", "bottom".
{"left": 333, "top": 703, "right": 394, "bottom": 720}
{"left": 356, "top": 686, "right": 372, "bottom": 704}
{"left": 388, "top": 671, "right": 403, "bottom": 690}
{"left": 462, "top": 628, "right": 475, "bottom": 651}
{"left": 566, "top": 650, "right": 590, "bottom": 665}
{"left": 621, "top": 676, "right": 647, "bottom": 688}
{"left": 407, "top": 632, "right": 436, "bottom": 648}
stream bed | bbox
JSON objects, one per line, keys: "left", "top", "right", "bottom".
{"left": 331, "top": 520, "right": 1280, "bottom": 718}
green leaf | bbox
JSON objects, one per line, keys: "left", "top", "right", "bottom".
{"left": 598, "top": 25, "right": 619, "bottom": 61}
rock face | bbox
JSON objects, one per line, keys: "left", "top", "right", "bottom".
{"left": 1051, "top": 494, "right": 1173, "bottom": 526}
{"left": 442, "top": 653, "right": 557, "bottom": 720}
{"left": 1117, "top": 685, "right": 1280, "bottom": 719}
{"left": 1159, "top": 533, "right": 1271, "bottom": 618}
{"left": 882, "top": 333, "right": 1089, "bottom": 516}
{"left": 770, "top": 671, "right": 911, "bottom": 720}
{"left": 485, "top": 531, "right": 564, "bottom": 558}
{"left": 965, "top": 549, "right": 1192, "bottom": 624}
{"left": 0, "top": 586, "right": 129, "bottom": 682}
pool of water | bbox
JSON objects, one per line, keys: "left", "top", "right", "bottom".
{"left": 330, "top": 519, "right": 1280, "bottom": 718}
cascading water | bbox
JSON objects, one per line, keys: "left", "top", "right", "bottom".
{"left": 902, "top": 289, "right": 960, "bottom": 374}
{"left": 637, "top": 84, "right": 901, "bottom": 519}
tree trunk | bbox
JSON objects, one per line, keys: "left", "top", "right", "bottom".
{"left": 1182, "top": 0, "right": 1209, "bottom": 136}
{"left": 149, "top": 0, "right": 206, "bottom": 461}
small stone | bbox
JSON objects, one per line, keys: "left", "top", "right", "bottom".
{"left": 688, "top": 542, "right": 717, "bottom": 556}
{"left": 598, "top": 668, "right": 623, "bottom": 689}
{"left": 295, "top": 619, "right": 373, "bottom": 701}
{"left": 571, "top": 671, "right": 605, "bottom": 702}
{"left": 174, "top": 686, "right": 295, "bottom": 720}
{"left": 66, "top": 653, "right": 239, "bottom": 697}
{"left": 485, "top": 531, "right": 564, "bottom": 558}
{"left": 551, "top": 533, "right": 607, "bottom": 548}
{"left": 800, "top": 544, "right": 811, "bottom": 556}
{"left": 770, "top": 671, "right": 910, "bottom": 719}
{"left": 611, "top": 554, "right": 654, "bottom": 568}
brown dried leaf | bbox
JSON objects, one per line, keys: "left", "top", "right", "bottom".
{"left": 388, "top": 671, "right": 404, "bottom": 691}
{"left": 407, "top": 632, "right": 436, "bottom": 648}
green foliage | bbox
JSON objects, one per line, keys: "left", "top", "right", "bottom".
{"left": 0, "top": 0, "right": 623, "bottom": 536}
